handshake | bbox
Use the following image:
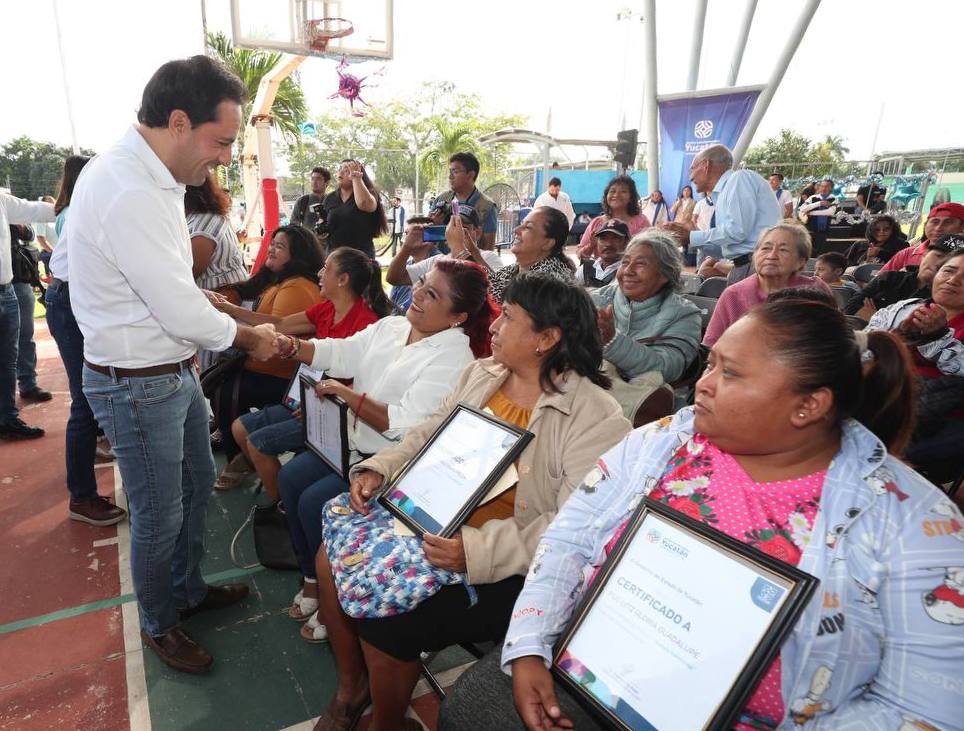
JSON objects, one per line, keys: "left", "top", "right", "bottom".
{"left": 236, "top": 323, "right": 280, "bottom": 361}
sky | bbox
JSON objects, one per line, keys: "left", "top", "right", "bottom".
{"left": 1, "top": 0, "right": 962, "bottom": 163}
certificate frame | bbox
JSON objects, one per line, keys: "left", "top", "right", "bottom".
{"left": 283, "top": 363, "right": 324, "bottom": 411}
{"left": 300, "top": 375, "right": 350, "bottom": 477}
{"left": 376, "top": 403, "right": 533, "bottom": 539}
{"left": 552, "top": 498, "right": 818, "bottom": 731}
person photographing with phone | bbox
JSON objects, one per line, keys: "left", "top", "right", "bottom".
{"left": 386, "top": 205, "right": 504, "bottom": 296}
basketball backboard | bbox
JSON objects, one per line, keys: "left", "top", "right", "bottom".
{"left": 230, "top": 0, "right": 393, "bottom": 60}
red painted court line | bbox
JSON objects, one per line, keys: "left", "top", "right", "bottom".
{"left": 0, "top": 321, "right": 129, "bottom": 730}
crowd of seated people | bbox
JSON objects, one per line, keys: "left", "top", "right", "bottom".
{"left": 226, "top": 247, "right": 390, "bottom": 500}
{"left": 272, "top": 259, "right": 497, "bottom": 641}
{"left": 34, "top": 122, "right": 963, "bottom": 731}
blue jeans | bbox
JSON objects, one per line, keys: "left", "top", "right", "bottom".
{"left": 240, "top": 403, "right": 303, "bottom": 456}
{"left": 83, "top": 362, "right": 214, "bottom": 636}
{"left": 0, "top": 284, "right": 20, "bottom": 424}
{"left": 13, "top": 282, "right": 37, "bottom": 393}
{"left": 277, "top": 450, "right": 349, "bottom": 578}
{"left": 45, "top": 282, "right": 98, "bottom": 502}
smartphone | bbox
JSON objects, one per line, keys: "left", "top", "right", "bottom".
{"left": 422, "top": 225, "right": 447, "bottom": 243}
{"left": 451, "top": 198, "right": 460, "bottom": 218}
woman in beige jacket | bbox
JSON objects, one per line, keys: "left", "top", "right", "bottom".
{"left": 312, "top": 274, "right": 632, "bottom": 731}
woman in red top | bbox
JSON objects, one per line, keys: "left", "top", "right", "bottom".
{"left": 218, "top": 247, "right": 390, "bottom": 495}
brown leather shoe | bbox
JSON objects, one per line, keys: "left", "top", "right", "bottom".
{"left": 69, "top": 496, "right": 127, "bottom": 527}
{"left": 179, "top": 583, "right": 250, "bottom": 619}
{"left": 140, "top": 627, "right": 213, "bottom": 674}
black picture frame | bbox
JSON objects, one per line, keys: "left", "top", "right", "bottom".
{"left": 377, "top": 403, "right": 533, "bottom": 539}
{"left": 300, "top": 375, "right": 350, "bottom": 477}
{"left": 282, "top": 363, "right": 323, "bottom": 411}
{"left": 552, "top": 498, "right": 818, "bottom": 731}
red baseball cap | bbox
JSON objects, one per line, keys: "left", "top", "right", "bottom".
{"left": 929, "top": 202, "right": 964, "bottom": 220}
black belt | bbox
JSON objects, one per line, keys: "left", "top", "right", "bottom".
{"left": 731, "top": 254, "right": 752, "bottom": 267}
{"left": 84, "top": 358, "right": 194, "bottom": 378}
{"left": 49, "top": 278, "right": 68, "bottom": 292}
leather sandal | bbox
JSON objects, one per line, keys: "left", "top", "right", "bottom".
{"left": 312, "top": 686, "right": 371, "bottom": 731}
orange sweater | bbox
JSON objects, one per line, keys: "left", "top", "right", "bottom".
{"left": 245, "top": 276, "right": 322, "bottom": 379}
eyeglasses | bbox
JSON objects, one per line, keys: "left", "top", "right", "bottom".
{"left": 448, "top": 168, "right": 467, "bottom": 176}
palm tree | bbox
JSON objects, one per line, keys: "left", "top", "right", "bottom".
{"left": 418, "top": 121, "right": 481, "bottom": 192}
{"left": 819, "top": 135, "right": 850, "bottom": 160}
{"left": 206, "top": 32, "right": 308, "bottom": 141}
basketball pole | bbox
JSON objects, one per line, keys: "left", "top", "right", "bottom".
{"left": 242, "top": 53, "right": 306, "bottom": 273}
{"left": 732, "top": 0, "right": 821, "bottom": 167}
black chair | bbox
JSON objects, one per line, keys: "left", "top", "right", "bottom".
{"left": 852, "top": 263, "right": 883, "bottom": 284}
{"left": 631, "top": 384, "right": 676, "bottom": 429}
{"left": 696, "top": 276, "right": 727, "bottom": 298}
{"left": 844, "top": 315, "right": 868, "bottom": 330}
{"left": 831, "top": 287, "right": 852, "bottom": 309}
{"left": 680, "top": 272, "right": 701, "bottom": 294}
{"left": 420, "top": 642, "right": 492, "bottom": 700}
{"left": 683, "top": 294, "right": 717, "bottom": 333}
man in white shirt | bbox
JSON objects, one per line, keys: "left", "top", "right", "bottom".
{"left": 575, "top": 218, "right": 629, "bottom": 288}
{"left": 769, "top": 173, "right": 794, "bottom": 219}
{"left": 0, "top": 192, "right": 54, "bottom": 440}
{"left": 533, "top": 177, "right": 575, "bottom": 228}
{"left": 68, "top": 55, "right": 278, "bottom": 674}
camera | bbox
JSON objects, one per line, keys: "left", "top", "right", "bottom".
{"left": 309, "top": 201, "right": 329, "bottom": 236}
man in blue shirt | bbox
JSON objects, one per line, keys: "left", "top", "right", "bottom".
{"left": 664, "top": 144, "right": 780, "bottom": 285}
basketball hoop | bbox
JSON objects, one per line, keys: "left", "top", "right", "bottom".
{"left": 305, "top": 17, "right": 354, "bottom": 53}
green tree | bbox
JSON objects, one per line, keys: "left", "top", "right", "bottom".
{"left": 286, "top": 82, "right": 526, "bottom": 211}
{"left": 744, "top": 129, "right": 851, "bottom": 180}
{"left": 418, "top": 121, "right": 481, "bottom": 192}
{"left": 206, "top": 31, "right": 308, "bottom": 142}
{"left": 0, "top": 136, "right": 96, "bottom": 200}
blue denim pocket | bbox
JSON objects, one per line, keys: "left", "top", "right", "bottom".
{"left": 132, "top": 373, "right": 184, "bottom": 404}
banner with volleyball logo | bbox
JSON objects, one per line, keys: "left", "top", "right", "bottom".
{"left": 657, "top": 86, "right": 763, "bottom": 206}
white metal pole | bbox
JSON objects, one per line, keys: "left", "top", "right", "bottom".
{"left": 686, "top": 0, "right": 708, "bottom": 91}
{"left": 52, "top": 0, "right": 80, "bottom": 154}
{"left": 731, "top": 0, "right": 821, "bottom": 167}
{"left": 643, "top": 0, "right": 659, "bottom": 193}
{"left": 414, "top": 145, "right": 420, "bottom": 215}
{"left": 869, "top": 102, "right": 885, "bottom": 159}
{"left": 726, "top": 0, "right": 757, "bottom": 86}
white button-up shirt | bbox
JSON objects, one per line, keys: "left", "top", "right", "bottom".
{"left": 0, "top": 193, "right": 54, "bottom": 284}
{"left": 310, "top": 316, "right": 474, "bottom": 455}
{"left": 68, "top": 126, "right": 237, "bottom": 367}
{"left": 533, "top": 190, "right": 576, "bottom": 227}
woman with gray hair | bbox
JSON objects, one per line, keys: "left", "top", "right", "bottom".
{"left": 592, "top": 230, "right": 702, "bottom": 417}
{"left": 703, "top": 223, "right": 832, "bottom": 346}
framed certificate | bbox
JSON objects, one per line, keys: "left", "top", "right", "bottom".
{"left": 283, "top": 363, "right": 324, "bottom": 411}
{"left": 300, "top": 375, "right": 350, "bottom": 477}
{"left": 377, "top": 404, "right": 533, "bottom": 538}
{"left": 552, "top": 498, "right": 817, "bottom": 731}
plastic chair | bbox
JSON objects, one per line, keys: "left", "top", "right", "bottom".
{"left": 696, "top": 276, "right": 727, "bottom": 298}
{"left": 420, "top": 642, "right": 491, "bottom": 700}
{"left": 845, "top": 315, "right": 867, "bottom": 330}
{"left": 683, "top": 294, "right": 718, "bottom": 334}
{"left": 632, "top": 384, "right": 676, "bottom": 429}
{"left": 831, "top": 287, "right": 851, "bottom": 309}
{"left": 852, "top": 263, "right": 883, "bottom": 284}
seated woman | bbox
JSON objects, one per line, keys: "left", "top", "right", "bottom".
{"left": 591, "top": 230, "right": 701, "bottom": 417}
{"left": 312, "top": 274, "right": 631, "bottom": 731}
{"left": 226, "top": 248, "right": 390, "bottom": 499}
{"left": 185, "top": 172, "right": 248, "bottom": 295}
{"left": 576, "top": 175, "right": 651, "bottom": 259}
{"left": 845, "top": 234, "right": 961, "bottom": 320}
{"left": 272, "top": 260, "right": 497, "bottom": 630}
{"left": 208, "top": 224, "right": 324, "bottom": 481}
{"left": 865, "top": 248, "right": 964, "bottom": 477}
{"left": 489, "top": 207, "right": 575, "bottom": 303}
{"left": 844, "top": 214, "right": 906, "bottom": 267}
{"left": 703, "top": 223, "right": 832, "bottom": 346}
{"left": 441, "top": 298, "right": 963, "bottom": 731}
{"left": 670, "top": 185, "right": 695, "bottom": 227}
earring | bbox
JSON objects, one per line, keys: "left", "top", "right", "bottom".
{"left": 797, "top": 412, "right": 806, "bottom": 418}
{"left": 535, "top": 347, "right": 543, "bottom": 357}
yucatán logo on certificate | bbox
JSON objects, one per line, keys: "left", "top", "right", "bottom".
{"left": 693, "top": 119, "right": 714, "bottom": 139}
{"left": 750, "top": 577, "right": 786, "bottom": 613}
{"left": 646, "top": 528, "right": 690, "bottom": 558}
{"left": 647, "top": 529, "right": 661, "bottom": 544}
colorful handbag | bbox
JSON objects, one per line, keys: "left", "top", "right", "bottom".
{"left": 322, "top": 493, "right": 473, "bottom": 619}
